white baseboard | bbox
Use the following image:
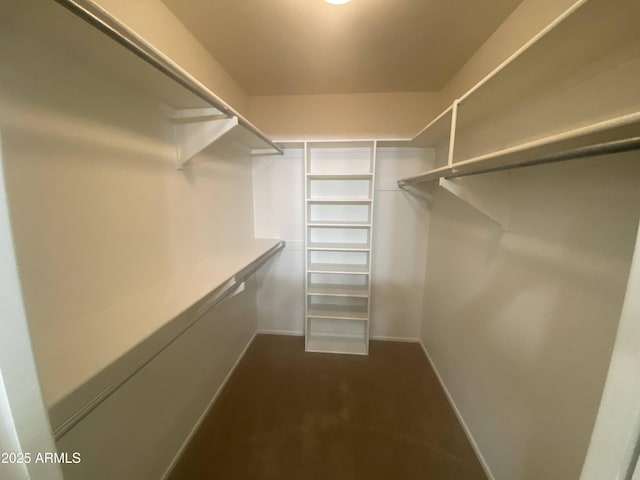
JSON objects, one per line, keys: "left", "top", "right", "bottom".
{"left": 370, "top": 335, "right": 421, "bottom": 343}
{"left": 160, "top": 331, "right": 258, "bottom": 480}
{"left": 417, "top": 340, "right": 495, "bottom": 480}
{"left": 256, "top": 329, "right": 304, "bottom": 336}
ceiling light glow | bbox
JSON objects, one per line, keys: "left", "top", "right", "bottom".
{"left": 325, "top": 0, "right": 352, "bottom": 4}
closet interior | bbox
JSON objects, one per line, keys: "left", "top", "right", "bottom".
{"left": 0, "top": 0, "right": 639, "bottom": 479}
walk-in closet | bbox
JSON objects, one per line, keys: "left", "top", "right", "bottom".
{"left": 0, "top": 1, "right": 639, "bottom": 479}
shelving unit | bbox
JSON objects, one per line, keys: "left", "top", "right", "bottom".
{"left": 388, "top": 0, "right": 640, "bottom": 188}
{"left": 304, "top": 142, "right": 377, "bottom": 355}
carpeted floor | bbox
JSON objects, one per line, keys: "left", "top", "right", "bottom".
{"left": 168, "top": 334, "right": 488, "bottom": 480}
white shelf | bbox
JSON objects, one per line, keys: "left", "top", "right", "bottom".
{"left": 307, "top": 174, "right": 373, "bottom": 180}
{"left": 306, "top": 334, "right": 368, "bottom": 355}
{"left": 452, "top": 113, "right": 640, "bottom": 174}
{"left": 307, "top": 304, "right": 368, "bottom": 320}
{"left": 45, "top": 238, "right": 284, "bottom": 429}
{"left": 307, "top": 242, "right": 370, "bottom": 251}
{"left": 307, "top": 263, "right": 369, "bottom": 274}
{"left": 308, "top": 221, "right": 371, "bottom": 228}
{"left": 306, "top": 199, "right": 372, "bottom": 204}
{"left": 307, "top": 284, "right": 369, "bottom": 297}
{"left": 398, "top": 165, "right": 454, "bottom": 186}
{"left": 394, "top": 0, "right": 640, "bottom": 188}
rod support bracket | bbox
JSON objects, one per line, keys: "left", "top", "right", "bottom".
{"left": 173, "top": 107, "right": 239, "bottom": 169}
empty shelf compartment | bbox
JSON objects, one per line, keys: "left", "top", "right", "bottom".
{"left": 307, "top": 295, "right": 368, "bottom": 320}
{"left": 306, "top": 316, "right": 368, "bottom": 354}
{"left": 307, "top": 283, "right": 369, "bottom": 297}
{"left": 308, "top": 225, "right": 370, "bottom": 246}
{"left": 306, "top": 333, "right": 368, "bottom": 355}
{"left": 307, "top": 220, "right": 371, "bottom": 227}
{"left": 307, "top": 242, "right": 370, "bottom": 251}
{"left": 307, "top": 143, "right": 374, "bottom": 175}
{"left": 308, "top": 272, "right": 369, "bottom": 297}
{"left": 308, "top": 202, "right": 371, "bottom": 224}
{"left": 307, "top": 250, "right": 369, "bottom": 272}
{"left": 307, "top": 176, "right": 372, "bottom": 200}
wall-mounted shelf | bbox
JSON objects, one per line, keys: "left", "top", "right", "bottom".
{"left": 306, "top": 335, "right": 368, "bottom": 356}
{"left": 307, "top": 242, "right": 370, "bottom": 251}
{"left": 47, "top": 239, "right": 285, "bottom": 439}
{"left": 307, "top": 262, "right": 370, "bottom": 275}
{"left": 451, "top": 113, "right": 640, "bottom": 176}
{"left": 453, "top": 0, "right": 640, "bottom": 162}
{"left": 304, "top": 141, "right": 376, "bottom": 355}
{"left": 307, "top": 199, "right": 373, "bottom": 204}
{"left": 307, "top": 221, "right": 372, "bottom": 227}
{"left": 307, "top": 305, "right": 369, "bottom": 321}
{"left": 307, "top": 174, "right": 373, "bottom": 180}
{"left": 307, "top": 284, "right": 369, "bottom": 297}
{"left": 48, "top": 0, "right": 283, "bottom": 166}
{"left": 391, "top": 0, "right": 640, "bottom": 220}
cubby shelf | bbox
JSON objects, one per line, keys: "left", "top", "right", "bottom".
{"left": 307, "top": 221, "right": 372, "bottom": 228}
{"left": 306, "top": 199, "right": 372, "bottom": 204}
{"left": 304, "top": 142, "right": 376, "bottom": 355}
{"left": 391, "top": 0, "right": 640, "bottom": 189}
{"left": 307, "top": 174, "right": 373, "bottom": 180}
{"left": 307, "top": 242, "right": 370, "bottom": 251}
{"left": 307, "top": 284, "right": 369, "bottom": 297}
{"left": 306, "top": 335, "right": 368, "bottom": 356}
{"left": 307, "top": 263, "right": 370, "bottom": 274}
{"left": 307, "top": 305, "right": 369, "bottom": 321}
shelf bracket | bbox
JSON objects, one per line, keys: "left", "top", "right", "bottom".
{"left": 173, "top": 107, "right": 239, "bottom": 169}
{"left": 398, "top": 183, "right": 436, "bottom": 202}
{"left": 439, "top": 176, "right": 510, "bottom": 231}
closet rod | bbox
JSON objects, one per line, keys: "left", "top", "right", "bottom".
{"left": 446, "top": 136, "right": 640, "bottom": 180}
{"left": 53, "top": 240, "right": 285, "bottom": 441}
{"left": 53, "top": 0, "right": 283, "bottom": 155}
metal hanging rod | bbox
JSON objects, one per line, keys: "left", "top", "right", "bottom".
{"left": 53, "top": 241, "right": 285, "bottom": 440}
{"left": 446, "top": 136, "right": 640, "bottom": 180}
{"left": 53, "top": 0, "right": 283, "bottom": 155}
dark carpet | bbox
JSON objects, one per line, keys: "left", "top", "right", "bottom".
{"left": 168, "top": 334, "right": 488, "bottom": 480}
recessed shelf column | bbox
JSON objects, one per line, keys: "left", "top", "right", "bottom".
{"left": 304, "top": 141, "right": 376, "bottom": 355}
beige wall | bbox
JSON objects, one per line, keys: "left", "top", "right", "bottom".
{"left": 420, "top": 154, "right": 640, "bottom": 480}
{"left": 248, "top": 92, "right": 444, "bottom": 140}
